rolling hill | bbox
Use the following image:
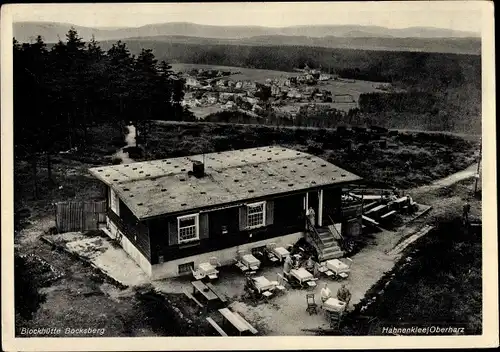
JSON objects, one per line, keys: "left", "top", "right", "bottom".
{"left": 14, "top": 21, "right": 480, "bottom": 55}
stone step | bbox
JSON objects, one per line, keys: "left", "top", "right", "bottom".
{"left": 318, "top": 242, "right": 341, "bottom": 251}
{"left": 320, "top": 250, "right": 344, "bottom": 261}
{"left": 321, "top": 246, "right": 341, "bottom": 254}
{"left": 320, "top": 237, "right": 336, "bottom": 245}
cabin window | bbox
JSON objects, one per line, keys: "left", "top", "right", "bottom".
{"left": 177, "top": 214, "right": 199, "bottom": 243}
{"left": 178, "top": 262, "right": 194, "bottom": 274}
{"left": 247, "top": 201, "right": 266, "bottom": 229}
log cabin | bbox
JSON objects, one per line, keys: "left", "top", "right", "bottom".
{"left": 89, "top": 146, "right": 363, "bottom": 279}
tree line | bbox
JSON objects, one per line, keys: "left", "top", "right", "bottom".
{"left": 14, "top": 28, "right": 194, "bottom": 199}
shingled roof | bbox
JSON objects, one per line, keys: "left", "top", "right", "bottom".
{"left": 89, "top": 146, "right": 362, "bottom": 220}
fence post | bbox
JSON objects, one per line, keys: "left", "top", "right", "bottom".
{"left": 54, "top": 203, "right": 58, "bottom": 233}
{"left": 81, "top": 201, "right": 85, "bottom": 232}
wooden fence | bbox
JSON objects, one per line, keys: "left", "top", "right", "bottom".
{"left": 55, "top": 200, "right": 106, "bottom": 233}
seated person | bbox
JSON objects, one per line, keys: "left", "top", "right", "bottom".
{"left": 305, "top": 256, "right": 315, "bottom": 271}
{"left": 320, "top": 284, "right": 332, "bottom": 303}
{"left": 336, "top": 283, "right": 352, "bottom": 307}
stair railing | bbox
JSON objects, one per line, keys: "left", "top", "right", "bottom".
{"left": 303, "top": 212, "right": 323, "bottom": 249}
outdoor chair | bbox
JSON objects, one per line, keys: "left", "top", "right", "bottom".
{"left": 270, "top": 273, "right": 287, "bottom": 294}
{"left": 191, "top": 268, "right": 205, "bottom": 281}
{"left": 326, "top": 310, "right": 343, "bottom": 330}
{"left": 209, "top": 257, "right": 221, "bottom": 268}
{"left": 306, "top": 293, "right": 318, "bottom": 315}
{"left": 266, "top": 242, "right": 277, "bottom": 251}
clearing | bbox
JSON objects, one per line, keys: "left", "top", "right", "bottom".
{"left": 171, "top": 63, "right": 300, "bottom": 83}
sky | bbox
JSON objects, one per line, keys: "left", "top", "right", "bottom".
{"left": 9, "top": 2, "right": 484, "bottom": 33}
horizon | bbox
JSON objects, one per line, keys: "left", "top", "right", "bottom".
{"left": 9, "top": 2, "right": 483, "bottom": 34}
{"left": 15, "top": 19, "right": 481, "bottom": 34}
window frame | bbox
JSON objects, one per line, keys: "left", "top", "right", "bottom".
{"left": 109, "top": 187, "right": 120, "bottom": 216}
{"left": 178, "top": 262, "right": 194, "bottom": 274}
{"left": 246, "top": 201, "right": 266, "bottom": 229}
{"left": 177, "top": 213, "right": 200, "bottom": 244}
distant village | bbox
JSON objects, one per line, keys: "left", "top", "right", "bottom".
{"left": 179, "top": 66, "right": 391, "bottom": 119}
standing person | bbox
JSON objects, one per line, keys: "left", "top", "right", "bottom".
{"left": 306, "top": 206, "right": 316, "bottom": 229}
{"left": 283, "top": 255, "right": 293, "bottom": 275}
{"left": 337, "top": 283, "right": 352, "bottom": 309}
{"left": 463, "top": 201, "right": 471, "bottom": 225}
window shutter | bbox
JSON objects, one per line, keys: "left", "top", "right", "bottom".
{"left": 199, "top": 213, "right": 209, "bottom": 240}
{"left": 168, "top": 219, "right": 178, "bottom": 246}
{"left": 239, "top": 206, "right": 248, "bottom": 230}
{"left": 266, "top": 200, "right": 274, "bottom": 226}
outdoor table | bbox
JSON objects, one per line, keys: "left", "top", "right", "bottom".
{"left": 323, "top": 297, "right": 346, "bottom": 313}
{"left": 219, "top": 308, "right": 249, "bottom": 335}
{"left": 191, "top": 280, "right": 218, "bottom": 302}
{"left": 272, "top": 247, "right": 290, "bottom": 261}
{"left": 290, "top": 268, "right": 314, "bottom": 284}
{"left": 198, "top": 262, "right": 218, "bottom": 275}
{"left": 326, "top": 259, "right": 350, "bottom": 276}
{"left": 252, "top": 276, "right": 275, "bottom": 293}
{"left": 242, "top": 254, "right": 261, "bottom": 270}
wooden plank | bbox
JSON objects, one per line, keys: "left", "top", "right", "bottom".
{"left": 206, "top": 283, "right": 227, "bottom": 303}
{"left": 206, "top": 317, "right": 228, "bottom": 336}
{"left": 192, "top": 281, "right": 218, "bottom": 301}
{"left": 365, "top": 204, "right": 387, "bottom": 214}
{"left": 380, "top": 210, "right": 397, "bottom": 219}
{"left": 232, "top": 311, "right": 258, "bottom": 334}
{"left": 362, "top": 215, "right": 380, "bottom": 226}
{"left": 183, "top": 289, "right": 204, "bottom": 309}
{"left": 218, "top": 308, "right": 249, "bottom": 333}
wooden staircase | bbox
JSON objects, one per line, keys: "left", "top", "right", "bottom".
{"left": 316, "top": 227, "right": 344, "bottom": 261}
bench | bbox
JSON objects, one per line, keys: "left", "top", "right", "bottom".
{"left": 380, "top": 210, "right": 397, "bottom": 220}
{"left": 219, "top": 308, "right": 250, "bottom": 335}
{"left": 232, "top": 311, "right": 258, "bottom": 335}
{"left": 205, "top": 282, "right": 228, "bottom": 304}
{"left": 206, "top": 317, "right": 228, "bottom": 336}
{"left": 183, "top": 289, "right": 204, "bottom": 309}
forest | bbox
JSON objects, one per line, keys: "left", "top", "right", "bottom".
{"left": 14, "top": 29, "right": 195, "bottom": 198}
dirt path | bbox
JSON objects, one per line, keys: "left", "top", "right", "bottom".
{"left": 421, "top": 163, "right": 479, "bottom": 189}
{"left": 112, "top": 124, "right": 136, "bottom": 164}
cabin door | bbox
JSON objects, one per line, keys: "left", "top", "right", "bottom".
{"left": 307, "top": 191, "right": 319, "bottom": 227}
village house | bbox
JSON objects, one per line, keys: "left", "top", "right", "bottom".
{"left": 319, "top": 74, "right": 331, "bottom": 81}
{"left": 271, "top": 85, "right": 281, "bottom": 97}
{"left": 88, "top": 147, "right": 362, "bottom": 279}
{"left": 245, "top": 97, "right": 258, "bottom": 105}
{"left": 241, "top": 81, "right": 257, "bottom": 91}
{"left": 185, "top": 77, "right": 201, "bottom": 88}
{"left": 287, "top": 89, "right": 302, "bottom": 99}
{"left": 219, "top": 92, "right": 234, "bottom": 103}
{"left": 222, "top": 101, "right": 236, "bottom": 110}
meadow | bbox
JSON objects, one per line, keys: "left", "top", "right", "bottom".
{"left": 170, "top": 63, "right": 300, "bottom": 83}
